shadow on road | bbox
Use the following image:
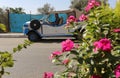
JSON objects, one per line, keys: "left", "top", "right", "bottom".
{"left": 36, "top": 38, "right": 75, "bottom": 43}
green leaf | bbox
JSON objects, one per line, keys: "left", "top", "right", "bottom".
{"left": 13, "top": 48, "right": 17, "bottom": 53}
{"left": 0, "top": 23, "right": 7, "bottom": 32}
{"left": 70, "top": 50, "right": 79, "bottom": 55}
{"left": 2, "top": 61, "right": 14, "bottom": 67}
{"left": 5, "top": 72, "right": 10, "bottom": 75}
{"left": 77, "top": 57, "right": 84, "bottom": 64}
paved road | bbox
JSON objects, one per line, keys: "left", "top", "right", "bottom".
{"left": 0, "top": 38, "right": 68, "bottom": 78}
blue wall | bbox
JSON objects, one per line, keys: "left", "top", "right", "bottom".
{"left": 10, "top": 13, "right": 43, "bottom": 32}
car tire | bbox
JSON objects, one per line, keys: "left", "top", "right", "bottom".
{"left": 30, "top": 20, "right": 41, "bottom": 30}
{"left": 28, "top": 32, "right": 41, "bottom": 42}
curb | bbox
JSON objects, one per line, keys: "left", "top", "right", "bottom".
{"left": 0, "top": 33, "right": 27, "bottom": 38}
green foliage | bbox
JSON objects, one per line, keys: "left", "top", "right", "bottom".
{"left": 50, "top": 1, "right": 120, "bottom": 78}
{"left": 0, "top": 8, "right": 8, "bottom": 32}
{"left": 84, "top": 5, "right": 114, "bottom": 41}
{"left": 9, "top": 7, "right": 26, "bottom": 14}
{"left": 0, "top": 51, "right": 14, "bottom": 77}
{"left": 37, "top": 3, "right": 54, "bottom": 14}
{"left": 113, "top": 0, "right": 120, "bottom": 29}
{"left": 114, "top": 0, "right": 120, "bottom": 16}
{"left": 70, "top": 0, "right": 108, "bottom": 11}
{"left": 70, "top": 0, "right": 88, "bottom": 11}
{"left": 13, "top": 40, "right": 32, "bottom": 53}
{"left": 0, "top": 23, "right": 7, "bottom": 32}
{"left": 0, "top": 40, "right": 32, "bottom": 78}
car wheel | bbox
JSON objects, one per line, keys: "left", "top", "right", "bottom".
{"left": 30, "top": 20, "right": 41, "bottom": 30}
{"left": 28, "top": 32, "right": 41, "bottom": 42}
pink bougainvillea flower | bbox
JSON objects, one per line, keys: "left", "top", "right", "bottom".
{"left": 43, "top": 72, "right": 54, "bottom": 78}
{"left": 50, "top": 51, "right": 62, "bottom": 59}
{"left": 99, "top": 38, "right": 112, "bottom": 52}
{"left": 66, "top": 20, "right": 70, "bottom": 26}
{"left": 61, "top": 39, "right": 74, "bottom": 52}
{"left": 93, "top": 41, "right": 100, "bottom": 52}
{"left": 114, "top": 64, "right": 120, "bottom": 78}
{"left": 85, "top": 0, "right": 100, "bottom": 12}
{"left": 66, "top": 15, "right": 76, "bottom": 25}
{"left": 113, "top": 28, "right": 120, "bottom": 33}
{"left": 91, "top": 75, "right": 102, "bottom": 78}
{"left": 68, "top": 15, "right": 76, "bottom": 22}
{"left": 79, "top": 14, "right": 88, "bottom": 21}
{"left": 62, "top": 59, "right": 70, "bottom": 65}
{"left": 93, "top": 38, "right": 112, "bottom": 52}
{"left": 85, "top": 2, "right": 94, "bottom": 12}
{"left": 90, "top": 0, "right": 101, "bottom": 6}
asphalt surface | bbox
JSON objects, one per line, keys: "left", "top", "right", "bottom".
{"left": 0, "top": 38, "right": 67, "bottom": 78}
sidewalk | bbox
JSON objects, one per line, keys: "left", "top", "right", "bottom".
{"left": 0, "top": 33, "right": 27, "bottom": 38}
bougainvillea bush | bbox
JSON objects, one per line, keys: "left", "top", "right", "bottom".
{"left": 44, "top": 0, "right": 120, "bottom": 78}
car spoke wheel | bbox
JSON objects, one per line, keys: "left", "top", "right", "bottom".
{"left": 30, "top": 20, "right": 41, "bottom": 30}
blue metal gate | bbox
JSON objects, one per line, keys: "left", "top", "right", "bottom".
{"left": 10, "top": 13, "right": 43, "bottom": 32}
